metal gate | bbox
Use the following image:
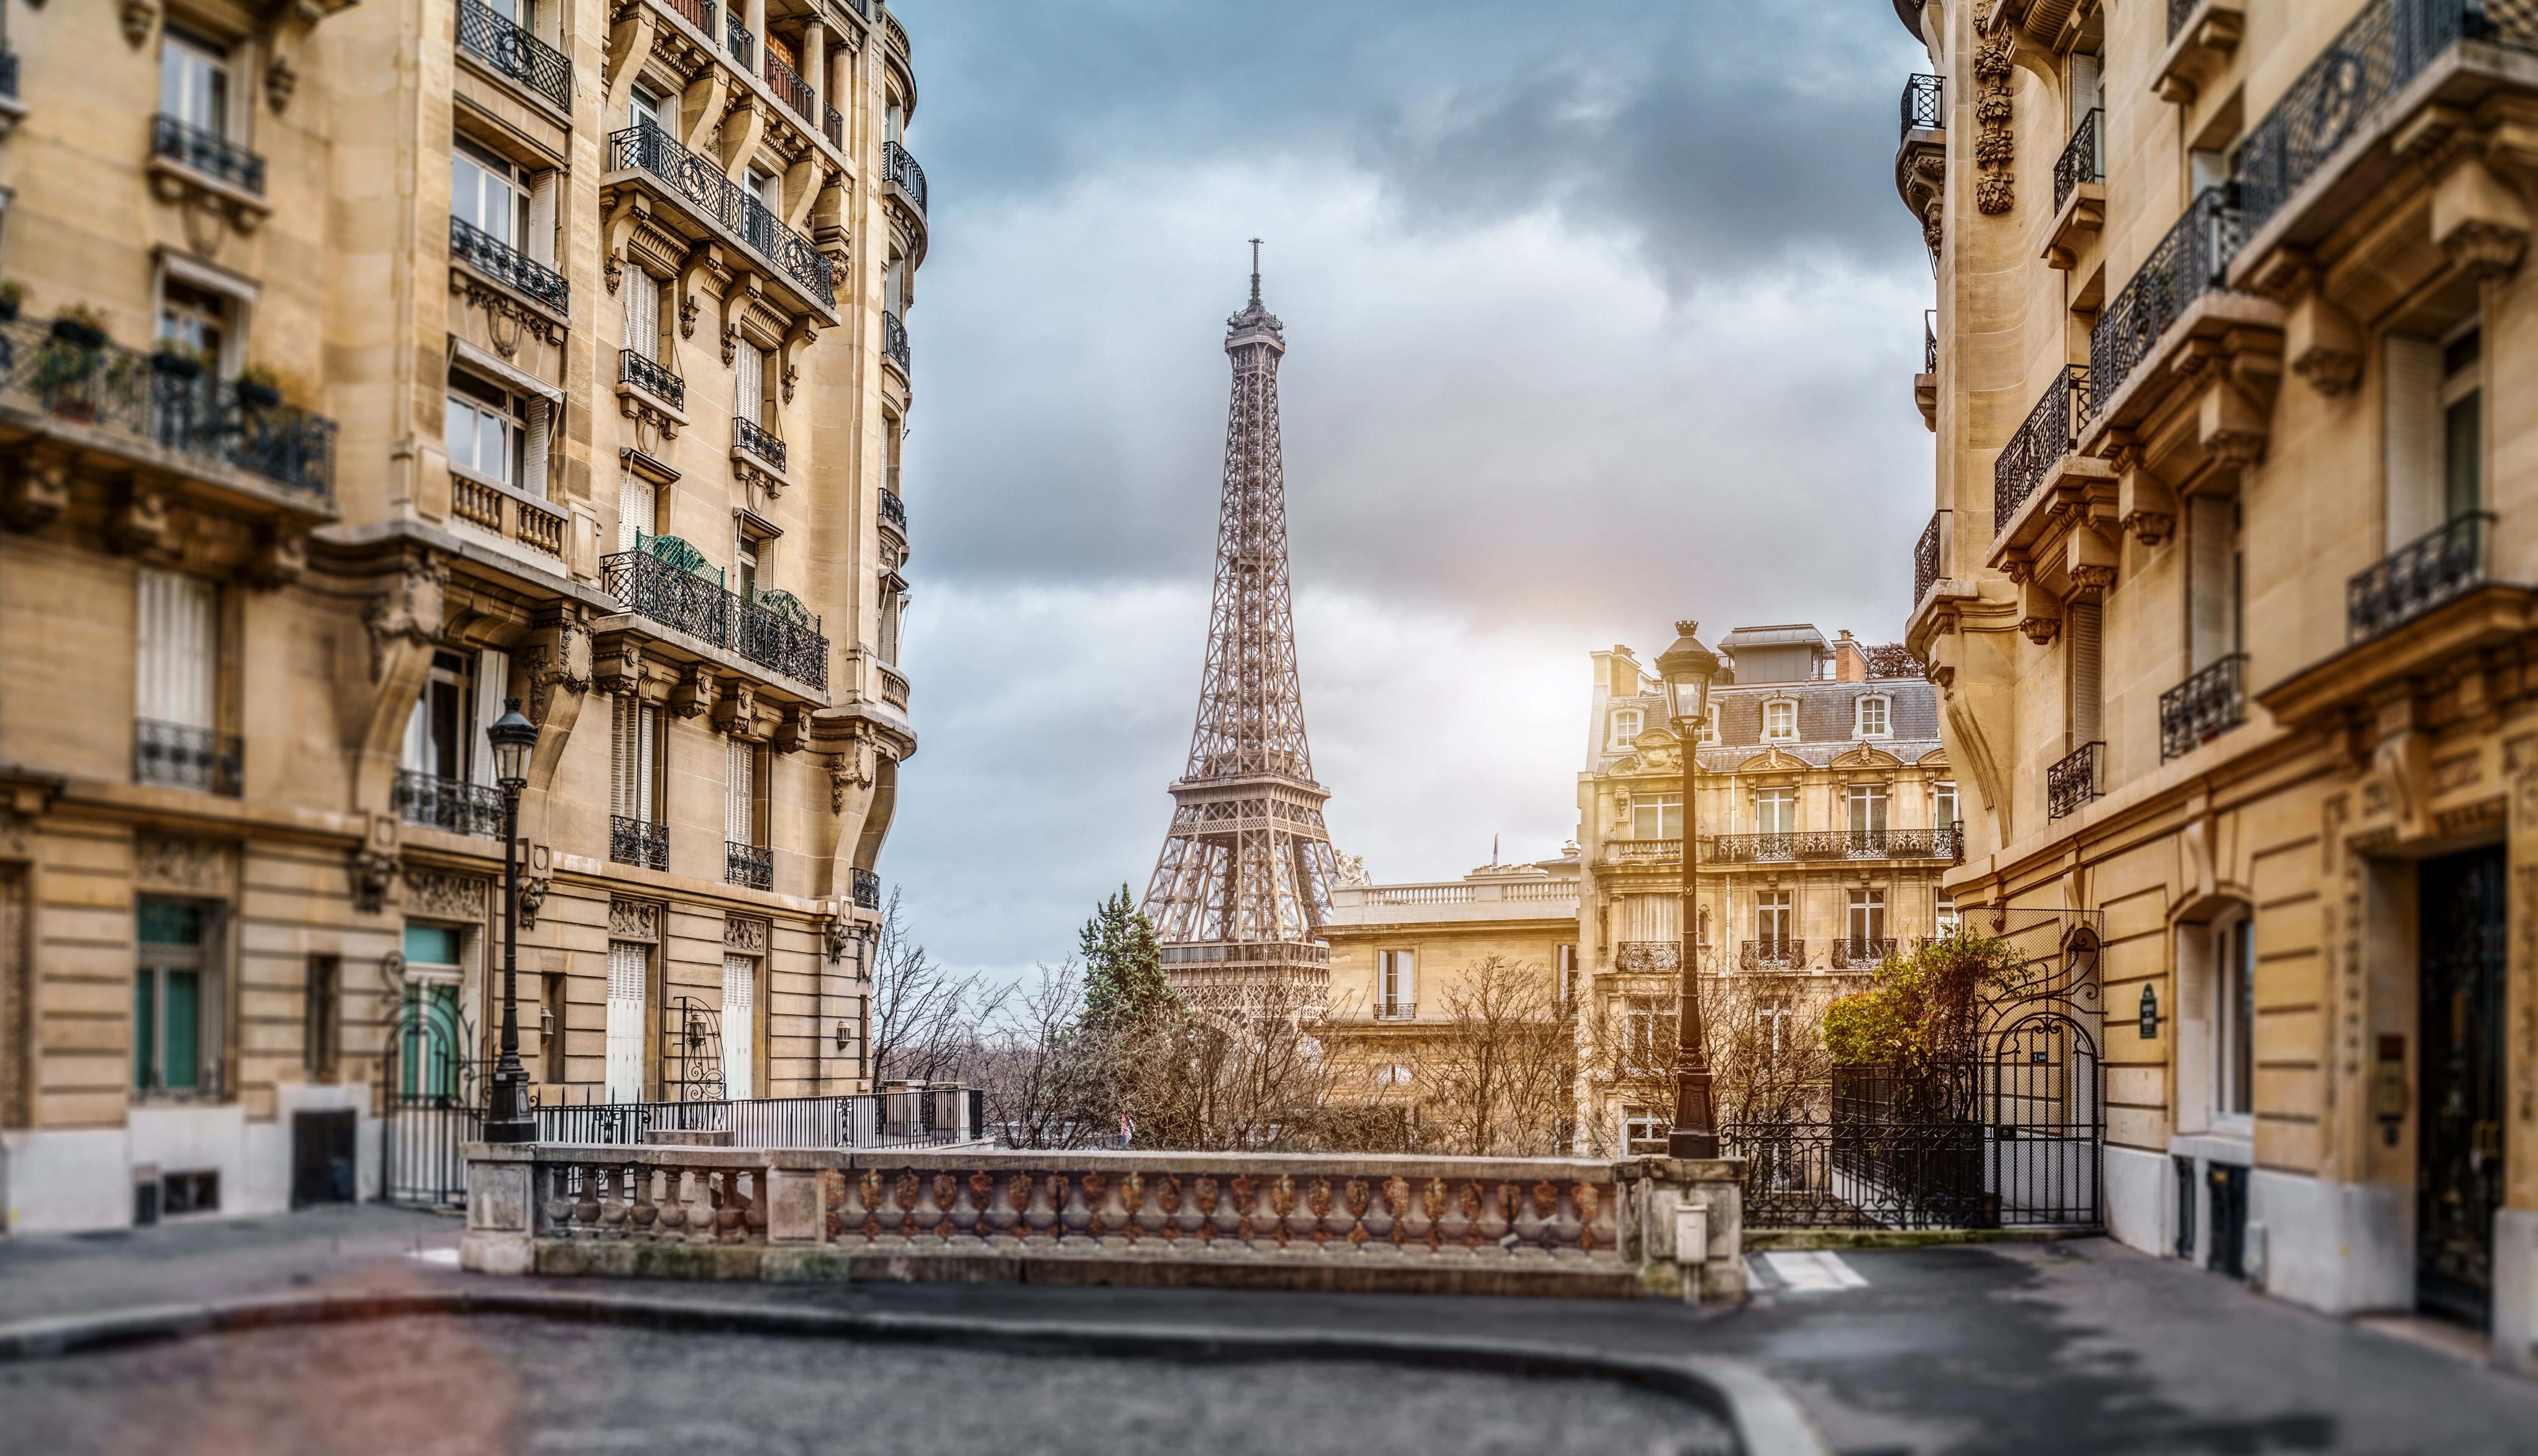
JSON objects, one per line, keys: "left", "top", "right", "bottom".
{"left": 381, "top": 986, "right": 482, "bottom": 1207}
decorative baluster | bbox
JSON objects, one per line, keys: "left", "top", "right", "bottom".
{"left": 909, "top": 1171, "right": 946, "bottom": 1240}
{"left": 630, "top": 1164, "right": 660, "bottom": 1240}
{"left": 655, "top": 1168, "right": 689, "bottom": 1240}
{"left": 950, "top": 1171, "right": 987, "bottom": 1242}
{"left": 1435, "top": 1179, "right": 1471, "bottom": 1251}
{"left": 599, "top": 1163, "right": 632, "bottom": 1237}
{"left": 1022, "top": 1171, "right": 1059, "bottom": 1242}
{"left": 1227, "top": 1175, "right": 1257, "bottom": 1246}
{"left": 1262, "top": 1175, "right": 1293, "bottom": 1251}
{"left": 1301, "top": 1177, "right": 1333, "bottom": 1247}
{"left": 574, "top": 1162, "right": 602, "bottom": 1237}
{"left": 1510, "top": 1180, "right": 1550, "bottom": 1254}
{"left": 541, "top": 1162, "right": 574, "bottom": 1238}
{"left": 1577, "top": 1181, "right": 1608, "bottom": 1255}
{"left": 1368, "top": 1177, "right": 1404, "bottom": 1248}
{"left": 819, "top": 1169, "right": 848, "bottom": 1243}
{"left": 1342, "top": 1178, "right": 1372, "bottom": 1248}
{"left": 1152, "top": 1174, "right": 1183, "bottom": 1245}
{"left": 1412, "top": 1178, "right": 1444, "bottom": 1250}
{"left": 873, "top": 1171, "right": 910, "bottom": 1243}
{"left": 1474, "top": 1181, "right": 1511, "bottom": 1252}
{"left": 1192, "top": 1176, "right": 1224, "bottom": 1244}
{"left": 1060, "top": 1173, "right": 1096, "bottom": 1244}
{"left": 1116, "top": 1172, "right": 1145, "bottom": 1246}
{"left": 985, "top": 1170, "right": 1029, "bottom": 1243}
{"left": 713, "top": 1169, "right": 745, "bottom": 1242}
{"left": 832, "top": 1168, "right": 869, "bottom": 1245}
{"left": 742, "top": 1169, "right": 769, "bottom": 1241}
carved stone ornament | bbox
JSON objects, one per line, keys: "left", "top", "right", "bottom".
{"left": 1973, "top": 37, "right": 2016, "bottom": 217}
{"left": 2, "top": 455, "right": 71, "bottom": 531}
{"left": 265, "top": 52, "right": 298, "bottom": 114}
{"left": 774, "top": 703, "right": 812, "bottom": 755}
{"left": 517, "top": 874, "right": 550, "bottom": 930}
{"left": 248, "top": 530, "right": 309, "bottom": 589}
{"left": 724, "top": 916, "right": 768, "bottom": 952}
{"left": 712, "top": 679, "right": 760, "bottom": 738}
{"left": 2292, "top": 349, "right": 2364, "bottom": 398}
{"left": 821, "top": 917, "right": 867, "bottom": 965}
{"left": 619, "top": 390, "right": 682, "bottom": 447}
{"left": 608, "top": 898, "right": 660, "bottom": 940}
{"left": 2122, "top": 510, "right": 2176, "bottom": 546}
{"left": 670, "top": 664, "right": 714, "bottom": 719}
{"left": 135, "top": 834, "right": 236, "bottom": 895}
{"left": 2440, "top": 220, "right": 2528, "bottom": 282}
{"left": 349, "top": 844, "right": 399, "bottom": 914}
{"left": 827, "top": 741, "right": 872, "bottom": 812}
{"left": 121, "top": 0, "right": 158, "bottom": 49}
{"left": 0, "top": 810, "right": 30, "bottom": 859}
{"left": 403, "top": 868, "right": 490, "bottom": 921}
{"left": 733, "top": 452, "right": 783, "bottom": 502}
{"left": 108, "top": 488, "right": 172, "bottom": 554}
{"left": 594, "top": 632, "right": 647, "bottom": 696}
{"left": 522, "top": 609, "right": 592, "bottom": 723}
{"left": 720, "top": 323, "right": 740, "bottom": 366}
{"left": 364, "top": 552, "right": 449, "bottom": 682}
{"left": 453, "top": 274, "right": 563, "bottom": 357}
{"left": 2207, "top": 429, "right": 2268, "bottom": 469}
{"left": 2019, "top": 614, "right": 2063, "bottom": 646}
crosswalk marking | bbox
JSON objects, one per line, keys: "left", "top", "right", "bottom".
{"left": 1761, "top": 1249, "right": 1868, "bottom": 1292}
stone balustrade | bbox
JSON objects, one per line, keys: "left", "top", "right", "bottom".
{"left": 462, "top": 1145, "right": 1746, "bottom": 1301}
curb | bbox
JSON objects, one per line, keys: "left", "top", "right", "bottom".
{"left": 0, "top": 1286, "right": 1829, "bottom": 1456}
{"left": 1744, "top": 1227, "right": 2096, "bottom": 1252}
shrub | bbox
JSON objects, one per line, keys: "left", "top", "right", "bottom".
{"left": 1821, "top": 932, "right": 2028, "bottom": 1070}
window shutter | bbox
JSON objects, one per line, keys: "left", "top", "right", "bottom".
{"left": 735, "top": 341, "right": 762, "bottom": 426}
{"left": 2068, "top": 599, "right": 2103, "bottom": 747}
{"left": 2384, "top": 335, "right": 2442, "bottom": 547}
{"left": 2188, "top": 496, "right": 2236, "bottom": 670}
{"left": 2070, "top": 53, "right": 2100, "bottom": 129}
{"left": 469, "top": 650, "right": 510, "bottom": 787}
{"left": 616, "top": 468, "right": 654, "bottom": 552}
{"left": 522, "top": 399, "right": 550, "bottom": 500}
{"left": 137, "top": 569, "right": 216, "bottom": 729}
{"left": 610, "top": 694, "right": 633, "bottom": 819}
{"left": 612, "top": 696, "right": 657, "bottom": 821}
{"left": 527, "top": 168, "right": 558, "bottom": 266}
{"left": 605, "top": 941, "right": 648, "bottom": 1102}
{"left": 725, "top": 738, "right": 755, "bottom": 846}
{"left": 623, "top": 270, "right": 659, "bottom": 361}
{"left": 721, "top": 953, "right": 755, "bottom": 1100}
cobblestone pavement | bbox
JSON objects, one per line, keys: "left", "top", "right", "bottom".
{"left": 7, "top": 1209, "right": 2538, "bottom": 1453}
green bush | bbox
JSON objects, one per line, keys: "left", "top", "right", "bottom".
{"left": 1821, "top": 932, "right": 2027, "bottom": 1070}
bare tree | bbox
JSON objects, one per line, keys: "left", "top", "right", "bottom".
{"left": 1417, "top": 955, "right": 1570, "bottom": 1156}
{"left": 867, "top": 889, "right": 1004, "bottom": 1087}
{"left": 976, "top": 962, "right": 1115, "bottom": 1149}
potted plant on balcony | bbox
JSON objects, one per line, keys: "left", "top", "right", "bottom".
{"left": 33, "top": 304, "right": 110, "bottom": 420}
{"left": 234, "top": 362, "right": 282, "bottom": 410}
{"left": 49, "top": 302, "right": 109, "bottom": 350}
{"left": 0, "top": 279, "right": 24, "bottom": 324}
{"left": 151, "top": 337, "right": 205, "bottom": 380}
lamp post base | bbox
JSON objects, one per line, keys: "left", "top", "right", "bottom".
{"left": 1665, "top": 1130, "right": 1721, "bottom": 1159}
{"left": 483, "top": 1061, "right": 536, "bottom": 1144}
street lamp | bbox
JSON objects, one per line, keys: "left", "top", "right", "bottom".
{"left": 1655, "top": 621, "right": 1721, "bottom": 1160}
{"left": 483, "top": 699, "right": 540, "bottom": 1144}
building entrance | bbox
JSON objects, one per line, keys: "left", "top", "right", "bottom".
{"left": 2417, "top": 845, "right": 2506, "bottom": 1326}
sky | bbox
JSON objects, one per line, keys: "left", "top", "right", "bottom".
{"left": 884, "top": 0, "right": 1936, "bottom": 980}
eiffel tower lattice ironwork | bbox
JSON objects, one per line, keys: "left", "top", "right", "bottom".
{"left": 1141, "top": 251, "right": 1341, "bottom": 1010}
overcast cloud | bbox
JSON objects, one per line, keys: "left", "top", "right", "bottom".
{"left": 885, "top": 2, "right": 1934, "bottom": 978}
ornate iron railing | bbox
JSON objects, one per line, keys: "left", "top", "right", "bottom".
{"left": 764, "top": 49, "right": 815, "bottom": 120}
{"left": 1914, "top": 512, "right": 1943, "bottom": 608}
{"left": 1899, "top": 73, "right": 1944, "bottom": 138}
{"left": 0, "top": 47, "right": 18, "bottom": 99}
{"left": 1923, "top": 309, "right": 1938, "bottom": 374}
{"left": 2090, "top": 186, "right": 2243, "bottom": 413}
{"left": 2159, "top": 654, "right": 2247, "bottom": 761}
{"left": 2054, "top": 108, "right": 2104, "bottom": 213}
{"left": 394, "top": 769, "right": 504, "bottom": 837}
{"left": 1829, "top": 938, "right": 1899, "bottom": 970}
{"left": 612, "top": 815, "right": 668, "bottom": 871}
{"left": 0, "top": 315, "right": 336, "bottom": 497}
{"left": 882, "top": 310, "right": 910, "bottom": 369}
{"left": 619, "top": 347, "right": 684, "bottom": 409}
{"left": 725, "top": 10, "right": 754, "bottom": 66}
{"left": 878, "top": 487, "right": 907, "bottom": 533}
{"left": 457, "top": 0, "right": 572, "bottom": 110}
{"left": 734, "top": 592, "right": 828, "bottom": 690}
{"left": 2048, "top": 741, "right": 2104, "bottom": 820}
{"left": 824, "top": 104, "right": 844, "bottom": 149}
{"left": 2349, "top": 511, "right": 2492, "bottom": 642}
{"left": 135, "top": 719, "right": 241, "bottom": 795}
{"left": 1709, "top": 829, "right": 1962, "bottom": 863}
{"left": 885, "top": 139, "right": 928, "bottom": 213}
{"left": 152, "top": 114, "right": 264, "bottom": 194}
{"left": 1614, "top": 941, "right": 1682, "bottom": 976}
{"left": 1373, "top": 1001, "right": 1417, "bottom": 1022}
{"left": 1740, "top": 940, "right": 1805, "bottom": 971}
{"left": 726, "top": 840, "right": 774, "bottom": 890}
{"left": 851, "top": 867, "right": 882, "bottom": 910}
{"left": 603, "top": 546, "right": 730, "bottom": 643}
{"left": 661, "top": 0, "right": 716, "bottom": 32}
{"left": 734, "top": 416, "right": 786, "bottom": 472}
{"left": 1994, "top": 364, "right": 2090, "bottom": 530}
{"left": 450, "top": 217, "right": 569, "bottom": 311}
{"left": 608, "top": 124, "right": 834, "bottom": 307}
{"left": 533, "top": 1090, "right": 976, "bottom": 1149}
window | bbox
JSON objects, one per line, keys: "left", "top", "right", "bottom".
{"left": 605, "top": 940, "right": 648, "bottom": 1102}
{"left": 617, "top": 467, "right": 657, "bottom": 553}
{"left": 1620, "top": 893, "right": 1679, "bottom": 943}
{"left": 1698, "top": 714, "right": 1719, "bottom": 745}
{"left": 2216, "top": 913, "right": 2255, "bottom": 1117}
{"left": 612, "top": 696, "right": 663, "bottom": 826}
{"left": 1763, "top": 700, "right": 1797, "bottom": 741}
{"left": 1378, "top": 949, "right": 1416, "bottom": 1018}
{"left": 735, "top": 338, "right": 767, "bottom": 429}
{"left": 721, "top": 952, "right": 756, "bottom": 1099}
{"left": 541, "top": 971, "right": 566, "bottom": 1083}
{"left": 1856, "top": 695, "right": 1890, "bottom": 738}
{"left": 158, "top": 281, "right": 230, "bottom": 372}
{"left": 2187, "top": 492, "right": 2242, "bottom": 672}
{"left": 136, "top": 898, "right": 220, "bottom": 1098}
{"left": 137, "top": 568, "right": 217, "bottom": 736}
{"left": 1376, "top": 1064, "right": 1413, "bottom": 1088}
{"left": 402, "top": 650, "right": 476, "bottom": 783}
{"left": 453, "top": 136, "right": 530, "bottom": 250}
{"left": 1846, "top": 783, "right": 1889, "bottom": 836}
{"left": 735, "top": 532, "right": 763, "bottom": 602}
{"left": 1934, "top": 780, "right": 1959, "bottom": 829}
{"left": 884, "top": 257, "right": 905, "bottom": 321}
{"left": 1631, "top": 792, "right": 1682, "bottom": 840}
{"left": 160, "top": 29, "right": 230, "bottom": 136}
{"left": 1609, "top": 708, "right": 1643, "bottom": 747}
{"left": 622, "top": 269, "right": 664, "bottom": 363}
{"left": 1936, "top": 897, "right": 1959, "bottom": 935}
{"left": 1754, "top": 890, "right": 1793, "bottom": 947}
{"left": 303, "top": 955, "right": 340, "bottom": 1080}
{"left": 1622, "top": 1105, "right": 1666, "bottom": 1153}
{"left": 1754, "top": 787, "right": 1795, "bottom": 835}
{"left": 2442, "top": 325, "right": 2482, "bottom": 522}
{"left": 878, "top": 569, "right": 906, "bottom": 666}
{"left": 1623, "top": 998, "right": 1672, "bottom": 1074}
{"left": 725, "top": 738, "right": 761, "bottom": 848}
{"left": 447, "top": 368, "right": 534, "bottom": 492}
{"left": 1847, "top": 891, "right": 1886, "bottom": 946}
{"left": 1556, "top": 943, "right": 1576, "bottom": 1008}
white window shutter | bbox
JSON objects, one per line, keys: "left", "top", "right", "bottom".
{"left": 605, "top": 942, "right": 647, "bottom": 1102}
{"left": 2068, "top": 600, "right": 2103, "bottom": 746}
{"left": 721, "top": 953, "right": 755, "bottom": 1100}
{"left": 136, "top": 568, "right": 216, "bottom": 729}
{"left": 522, "top": 399, "right": 550, "bottom": 500}
{"left": 527, "top": 168, "right": 558, "bottom": 266}
{"left": 725, "top": 739, "right": 754, "bottom": 845}
{"left": 2070, "top": 53, "right": 2099, "bottom": 129}
{"left": 470, "top": 649, "right": 510, "bottom": 786}
{"left": 624, "top": 270, "right": 659, "bottom": 361}
{"left": 2384, "top": 335, "right": 2442, "bottom": 547}
{"left": 616, "top": 468, "right": 654, "bottom": 552}
{"left": 735, "top": 341, "right": 762, "bottom": 426}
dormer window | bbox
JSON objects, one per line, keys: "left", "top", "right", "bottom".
{"left": 1763, "top": 699, "right": 1797, "bottom": 742}
{"left": 1856, "top": 695, "right": 1891, "bottom": 739}
{"left": 1698, "top": 714, "right": 1719, "bottom": 745}
{"left": 1609, "top": 708, "right": 1643, "bottom": 747}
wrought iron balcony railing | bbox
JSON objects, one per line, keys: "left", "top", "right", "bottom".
{"left": 135, "top": 719, "right": 242, "bottom": 796}
{"left": 1828, "top": 938, "right": 1899, "bottom": 971}
{"left": 725, "top": 10, "right": 754, "bottom": 66}
{"left": 2048, "top": 741, "right": 2104, "bottom": 820}
{"left": 1372, "top": 1001, "right": 1417, "bottom": 1022}
{"left": 765, "top": 49, "right": 815, "bottom": 121}
{"left": 450, "top": 217, "right": 569, "bottom": 312}
{"left": 2055, "top": 108, "right": 2104, "bottom": 214}
{"left": 0, "top": 47, "right": 18, "bottom": 99}
{"left": 734, "top": 416, "right": 786, "bottom": 472}
{"left": 1899, "top": 73, "right": 1943, "bottom": 138}
{"left": 619, "top": 348, "right": 684, "bottom": 409}
{"left": 394, "top": 770, "right": 504, "bottom": 837}
{"left": 2091, "top": 186, "right": 2243, "bottom": 413}
{"left": 2160, "top": 654, "right": 2248, "bottom": 761}
{"left": 1914, "top": 511, "right": 1943, "bottom": 608}
{"left": 885, "top": 140, "right": 928, "bottom": 213}
{"left": 662, "top": 0, "right": 716, "bottom": 32}
{"left": 851, "top": 866, "right": 882, "bottom": 909}
{"left": 1740, "top": 939, "right": 1805, "bottom": 971}
{"left": 1923, "top": 309, "right": 1938, "bottom": 374}
{"left": 599, "top": 542, "right": 830, "bottom": 691}
{"left": 726, "top": 840, "right": 773, "bottom": 890}
{"left": 1994, "top": 364, "right": 2090, "bottom": 530}
{"left": 0, "top": 315, "right": 336, "bottom": 497}
{"left": 457, "top": 0, "right": 572, "bottom": 110}
{"left": 734, "top": 591, "right": 828, "bottom": 691}
{"left": 153, "top": 115, "right": 264, "bottom": 194}
{"left": 824, "top": 104, "right": 844, "bottom": 149}
{"left": 2349, "top": 512, "right": 2492, "bottom": 643}
{"left": 879, "top": 487, "right": 907, "bottom": 534}
{"left": 882, "top": 310, "right": 910, "bottom": 369}
{"left": 1615, "top": 941, "right": 1682, "bottom": 976}
{"left": 612, "top": 816, "right": 669, "bottom": 871}
{"left": 608, "top": 124, "right": 835, "bottom": 307}
{"left": 1709, "top": 828, "right": 1962, "bottom": 864}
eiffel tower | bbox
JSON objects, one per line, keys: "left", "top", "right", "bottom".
{"left": 1141, "top": 247, "right": 1341, "bottom": 1011}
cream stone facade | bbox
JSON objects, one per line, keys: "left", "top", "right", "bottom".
{"left": 0, "top": 0, "right": 926, "bottom": 1231}
{"left": 1901, "top": 0, "right": 2538, "bottom": 1366}
{"left": 1573, "top": 626, "right": 1960, "bottom": 1156}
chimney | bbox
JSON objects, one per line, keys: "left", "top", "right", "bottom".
{"left": 1834, "top": 630, "right": 1867, "bottom": 682}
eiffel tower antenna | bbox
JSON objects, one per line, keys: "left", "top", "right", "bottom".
{"left": 1140, "top": 258, "right": 1340, "bottom": 1011}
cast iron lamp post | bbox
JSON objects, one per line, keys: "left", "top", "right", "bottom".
{"left": 1656, "top": 622, "right": 1721, "bottom": 1159}
{"left": 483, "top": 700, "right": 541, "bottom": 1144}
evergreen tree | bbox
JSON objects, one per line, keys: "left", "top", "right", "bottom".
{"left": 1079, "top": 884, "right": 1175, "bottom": 1027}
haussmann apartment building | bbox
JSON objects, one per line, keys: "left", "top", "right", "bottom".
{"left": 1896, "top": 0, "right": 2538, "bottom": 1366}
{"left": 0, "top": 0, "right": 929, "bottom": 1232}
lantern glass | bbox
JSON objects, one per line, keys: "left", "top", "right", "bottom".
{"left": 1654, "top": 621, "right": 1720, "bottom": 735}
{"left": 485, "top": 701, "right": 538, "bottom": 790}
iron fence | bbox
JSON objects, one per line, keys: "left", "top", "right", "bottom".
{"left": 394, "top": 769, "right": 504, "bottom": 838}
{"left": 882, "top": 310, "right": 910, "bottom": 369}
{"left": 825, "top": 104, "right": 844, "bottom": 149}
{"left": 2349, "top": 511, "right": 2491, "bottom": 642}
{"left": 764, "top": 49, "right": 815, "bottom": 121}
{"left": 733, "top": 416, "right": 787, "bottom": 472}
{"left": 2091, "top": 186, "right": 2244, "bottom": 413}
{"left": 1914, "top": 511, "right": 1943, "bottom": 608}
{"left": 2047, "top": 741, "right": 2104, "bottom": 819}
{"left": 725, "top": 840, "right": 773, "bottom": 890}
{"left": 1899, "top": 73, "right": 1944, "bottom": 138}
{"left": 879, "top": 487, "right": 907, "bottom": 533}
{"left": 135, "top": 719, "right": 241, "bottom": 796}
{"left": 457, "top": 0, "right": 573, "bottom": 110}
{"left": 1994, "top": 364, "right": 2091, "bottom": 530}
{"left": 535, "top": 1089, "right": 979, "bottom": 1149}
{"left": 733, "top": 593, "right": 828, "bottom": 689}
{"left": 603, "top": 545, "right": 730, "bottom": 644}
{"left": 662, "top": 0, "right": 715, "bottom": 32}
{"left": 1615, "top": 941, "right": 1682, "bottom": 976}
{"left": 451, "top": 216, "right": 569, "bottom": 311}
{"left": 619, "top": 348, "right": 684, "bottom": 409}
{"left": 1740, "top": 940, "right": 1805, "bottom": 971}
{"left": 2055, "top": 108, "right": 2104, "bottom": 213}
{"left": 1829, "top": 938, "right": 1899, "bottom": 971}
{"left": 607, "top": 124, "right": 834, "bottom": 307}
{"left": 885, "top": 139, "right": 928, "bottom": 212}
{"left": 153, "top": 113, "right": 264, "bottom": 194}
{"left": 2159, "top": 653, "right": 2247, "bottom": 761}
{"left": 611, "top": 815, "right": 668, "bottom": 870}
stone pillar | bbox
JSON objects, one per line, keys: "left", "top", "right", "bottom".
{"left": 745, "top": 0, "right": 768, "bottom": 43}
{"left": 1619, "top": 1156, "right": 1746, "bottom": 1301}
{"left": 459, "top": 1143, "right": 538, "bottom": 1276}
{"left": 2498, "top": 768, "right": 2538, "bottom": 1372}
{"left": 803, "top": 22, "right": 826, "bottom": 107}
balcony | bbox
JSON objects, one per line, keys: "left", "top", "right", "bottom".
{"left": 725, "top": 11, "right": 754, "bottom": 67}
{"left": 1615, "top": 942, "right": 1682, "bottom": 976}
{"left": 2155, "top": 2, "right": 2245, "bottom": 105}
{"left": 451, "top": 217, "right": 569, "bottom": 313}
{"left": 1827, "top": 938, "right": 1898, "bottom": 971}
{"left": 1913, "top": 512, "right": 1942, "bottom": 609}
{"left": 878, "top": 487, "right": 907, "bottom": 536}
{"left": 2159, "top": 654, "right": 2247, "bottom": 761}
{"left": 619, "top": 348, "right": 684, "bottom": 411}
{"left": 825, "top": 104, "right": 843, "bottom": 150}
{"left": 1993, "top": 365, "right": 2091, "bottom": 534}
{"left": 2349, "top": 512, "right": 2491, "bottom": 643}
{"left": 601, "top": 539, "right": 830, "bottom": 692}
{"left": 882, "top": 310, "right": 910, "bottom": 372}
{"left": 878, "top": 663, "right": 910, "bottom": 707}
{"left": 2089, "top": 187, "right": 2246, "bottom": 417}
{"left": 1603, "top": 838, "right": 1680, "bottom": 867}
{"left": 457, "top": 0, "right": 572, "bottom": 112}
{"left": 2053, "top": 110, "right": 2104, "bottom": 215}
{"left": 2046, "top": 110, "right": 2107, "bottom": 271}
{"left": 0, "top": 314, "right": 337, "bottom": 502}
{"left": 152, "top": 115, "right": 263, "bottom": 195}
{"left": 394, "top": 770, "right": 503, "bottom": 838}
{"left": 135, "top": 719, "right": 241, "bottom": 796}
{"left": 450, "top": 472, "right": 566, "bottom": 560}
{"left": 661, "top": 0, "right": 715, "bottom": 29}
{"left": 764, "top": 50, "right": 815, "bottom": 124}
{"left": 726, "top": 840, "right": 773, "bottom": 890}
{"left": 885, "top": 140, "right": 929, "bottom": 214}
{"left": 606, "top": 124, "right": 836, "bottom": 312}
{"left": 1915, "top": 309, "right": 1939, "bottom": 429}
{"left": 1739, "top": 940, "right": 1805, "bottom": 972}
{"left": 1898, "top": 73, "right": 1943, "bottom": 138}
{"left": 1708, "top": 828, "right": 1962, "bottom": 864}
{"left": 733, "top": 416, "right": 786, "bottom": 474}
{"left": 735, "top": 591, "right": 829, "bottom": 688}
{"left": 612, "top": 816, "right": 668, "bottom": 871}
{"left": 1372, "top": 1001, "right": 1417, "bottom": 1022}
{"left": 2047, "top": 741, "right": 2104, "bottom": 820}
{"left": 851, "top": 866, "right": 881, "bottom": 910}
